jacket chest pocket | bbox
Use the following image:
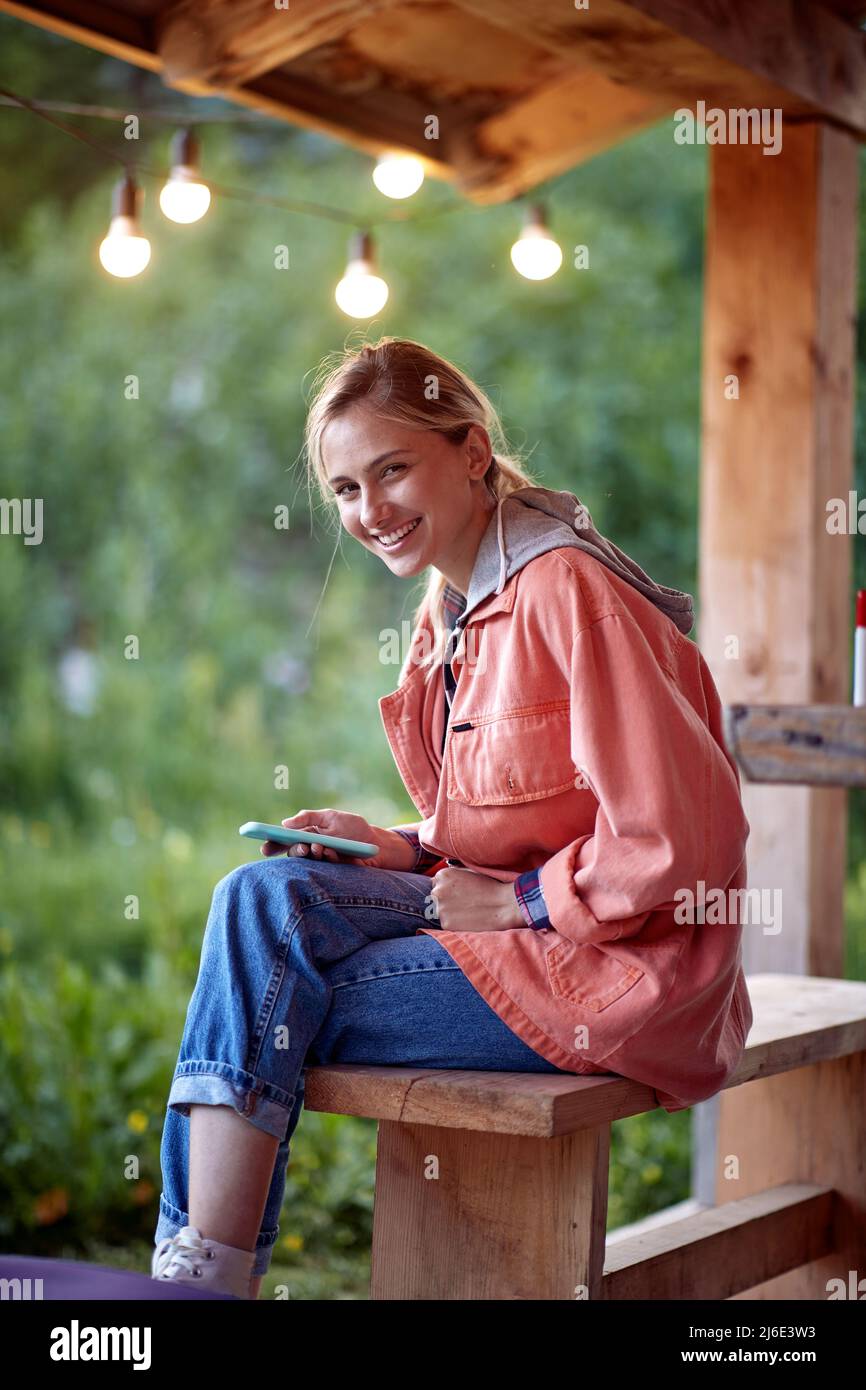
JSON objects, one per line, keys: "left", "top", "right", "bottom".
{"left": 546, "top": 939, "right": 645, "bottom": 1012}
{"left": 446, "top": 702, "right": 575, "bottom": 806}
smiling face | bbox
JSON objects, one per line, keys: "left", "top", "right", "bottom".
{"left": 321, "top": 404, "right": 497, "bottom": 593}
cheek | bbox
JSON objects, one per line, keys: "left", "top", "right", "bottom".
{"left": 342, "top": 510, "right": 368, "bottom": 541}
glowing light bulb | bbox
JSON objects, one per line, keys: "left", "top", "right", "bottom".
{"left": 510, "top": 203, "right": 563, "bottom": 281}
{"left": 160, "top": 174, "right": 211, "bottom": 224}
{"left": 98, "top": 174, "right": 151, "bottom": 278}
{"left": 335, "top": 232, "right": 389, "bottom": 318}
{"left": 372, "top": 153, "right": 425, "bottom": 199}
{"left": 159, "top": 128, "right": 211, "bottom": 224}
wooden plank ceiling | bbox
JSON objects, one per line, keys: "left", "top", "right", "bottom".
{"left": 2, "top": 0, "right": 866, "bottom": 203}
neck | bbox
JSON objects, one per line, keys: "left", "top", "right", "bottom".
{"left": 437, "top": 493, "right": 498, "bottom": 595}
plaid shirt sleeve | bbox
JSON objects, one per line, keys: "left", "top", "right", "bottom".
{"left": 390, "top": 826, "right": 444, "bottom": 873}
{"left": 513, "top": 867, "right": 553, "bottom": 931}
{"left": 392, "top": 828, "right": 551, "bottom": 925}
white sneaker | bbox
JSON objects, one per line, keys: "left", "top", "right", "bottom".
{"left": 151, "top": 1225, "right": 255, "bottom": 1299}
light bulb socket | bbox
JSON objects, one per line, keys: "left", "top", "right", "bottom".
{"left": 524, "top": 202, "right": 548, "bottom": 230}
{"left": 112, "top": 173, "right": 142, "bottom": 221}
{"left": 348, "top": 230, "right": 374, "bottom": 264}
{"left": 170, "top": 127, "right": 200, "bottom": 171}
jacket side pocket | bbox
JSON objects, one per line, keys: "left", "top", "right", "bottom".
{"left": 545, "top": 938, "right": 645, "bottom": 1012}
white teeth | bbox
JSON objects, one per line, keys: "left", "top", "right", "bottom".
{"left": 376, "top": 517, "right": 421, "bottom": 546}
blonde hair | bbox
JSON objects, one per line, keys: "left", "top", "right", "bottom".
{"left": 302, "top": 335, "right": 539, "bottom": 679}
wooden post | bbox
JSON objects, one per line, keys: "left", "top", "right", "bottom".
{"left": 369, "top": 1120, "right": 610, "bottom": 1300}
{"left": 699, "top": 121, "right": 857, "bottom": 977}
{"left": 694, "top": 121, "right": 859, "bottom": 1203}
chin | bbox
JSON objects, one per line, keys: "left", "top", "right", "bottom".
{"left": 386, "top": 555, "right": 427, "bottom": 577}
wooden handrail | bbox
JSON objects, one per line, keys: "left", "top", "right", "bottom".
{"left": 723, "top": 703, "right": 866, "bottom": 787}
{"left": 601, "top": 1183, "right": 836, "bottom": 1300}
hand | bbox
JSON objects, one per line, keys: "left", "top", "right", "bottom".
{"left": 260, "top": 808, "right": 416, "bottom": 871}
{"left": 425, "top": 866, "right": 526, "bottom": 932}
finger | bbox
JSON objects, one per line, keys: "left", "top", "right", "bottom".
{"left": 287, "top": 821, "right": 321, "bottom": 858}
{"left": 260, "top": 840, "right": 285, "bottom": 857}
{"left": 282, "top": 810, "right": 333, "bottom": 828}
{"left": 308, "top": 838, "right": 335, "bottom": 860}
{"left": 281, "top": 811, "right": 320, "bottom": 828}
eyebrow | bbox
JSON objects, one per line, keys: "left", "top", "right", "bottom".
{"left": 326, "top": 449, "right": 408, "bottom": 488}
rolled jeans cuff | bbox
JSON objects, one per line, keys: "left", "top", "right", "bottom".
{"left": 166, "top": 1060, "right": 298, "bottom": 1143}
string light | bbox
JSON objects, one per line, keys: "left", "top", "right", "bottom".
{"left": 0, "top": 86, "right": 433, "bottom": 230}
{"left": 98, "top": 173, "right": 151, "bottom": 278}
{"left": 334, "top": 231, "right": 389, "bottom": 317}
{"left": 159, "top": 127, "right": 211, "bottom": 224}
{"left": 510, "top": 202, "right": 563, "bottom": 281}
{"left": 372, "top": 152, "right": 425, "bottom": 199}
{"left": 2, "top": 86, "right": 568, "bottom": 304}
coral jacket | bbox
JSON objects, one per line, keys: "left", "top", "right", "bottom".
{"left": 378, "top": 546, "right": 753, "bottom": 1113}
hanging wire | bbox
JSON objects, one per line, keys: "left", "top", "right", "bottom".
{"left": 0, "top": 85, "right": 135, "bottom": 170}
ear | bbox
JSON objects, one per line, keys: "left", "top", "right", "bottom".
{"left": 465, "top": 422, "right": 492, "bottom": 480}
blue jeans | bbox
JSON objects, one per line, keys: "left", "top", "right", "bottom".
{"left": 154, "top": 856, "right": 567, "bottom": 1277}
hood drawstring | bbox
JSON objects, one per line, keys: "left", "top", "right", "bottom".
{"left": 494, "top": 495, "right": 507, "bottom": 595}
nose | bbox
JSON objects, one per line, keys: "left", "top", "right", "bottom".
{"left": 358, "top": 483, "right": 391, "bottom": 534}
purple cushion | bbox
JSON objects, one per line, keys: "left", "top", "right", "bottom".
{"left": 0, "top": 1253, "right": 238, "bottom": 1299}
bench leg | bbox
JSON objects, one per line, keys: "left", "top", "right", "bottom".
{"left": 369, "top": 1119, "right": 610, "bottom": 1300}
{"left": 715, "top": 1052, "right": 866, "bottom": 1299}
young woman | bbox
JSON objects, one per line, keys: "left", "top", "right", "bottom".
{"left": 152, "top": 337, "right": 752, "bottom": 1299}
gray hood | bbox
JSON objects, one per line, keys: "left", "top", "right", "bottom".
{"left": 456, "top": 483, "right": 694, "bottom": 636}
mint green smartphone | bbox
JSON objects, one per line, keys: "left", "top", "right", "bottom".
{"left": 238, "top": 821, "right": 377, "bottom": 857}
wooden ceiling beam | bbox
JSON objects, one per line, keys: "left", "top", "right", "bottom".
{"left": 450, "top": 68, "right": 672, "bottom": 204}
{"left": 452, "top": 0, "right": 866, "bottom": 138}
{"left": 0, "top": 0, "right": 161, "bottom": 72}
{"left": 155, "top": 0, "right": 408, "bottom": 91}
{"left": 240, "top": 67, "right": 462, "bottom": 182}
{"left": 625, "top": 0, "right": 866, "bottom": 129}
{"left": 0, "top": 0, "right": 462, "bottom": 182}
{"left": 6, "top": 0, "right": 866, "bottom": 209}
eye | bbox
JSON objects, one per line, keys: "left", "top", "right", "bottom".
{"left": 335, "top": 462, "right": 406, "bottom": 498}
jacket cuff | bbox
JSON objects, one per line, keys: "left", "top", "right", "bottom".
{"left": 513, "top": 868, "right": 553, "bottom": 931}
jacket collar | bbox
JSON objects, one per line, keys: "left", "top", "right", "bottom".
{"left": 443, "top": 575, "right": 516, "bottom": 634}
{"left": 457, "top": 580, "right": 516, "bottom": 625}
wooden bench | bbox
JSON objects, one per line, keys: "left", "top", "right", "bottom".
{"left": 302, "top": 973, "right": 866, "bottom": 1299}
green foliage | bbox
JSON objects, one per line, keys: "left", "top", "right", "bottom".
{"left": 0, "top": 949, "right": 184, "bottom": 1252}
{"left": 0, "top": 834, "right": 383, "bottom": 1273}
{"left": 608, "top": 1108, "right": 692, "bottom": 1230}
{"left": 1, "top": 14, "right": 864, "bottom": 1295}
